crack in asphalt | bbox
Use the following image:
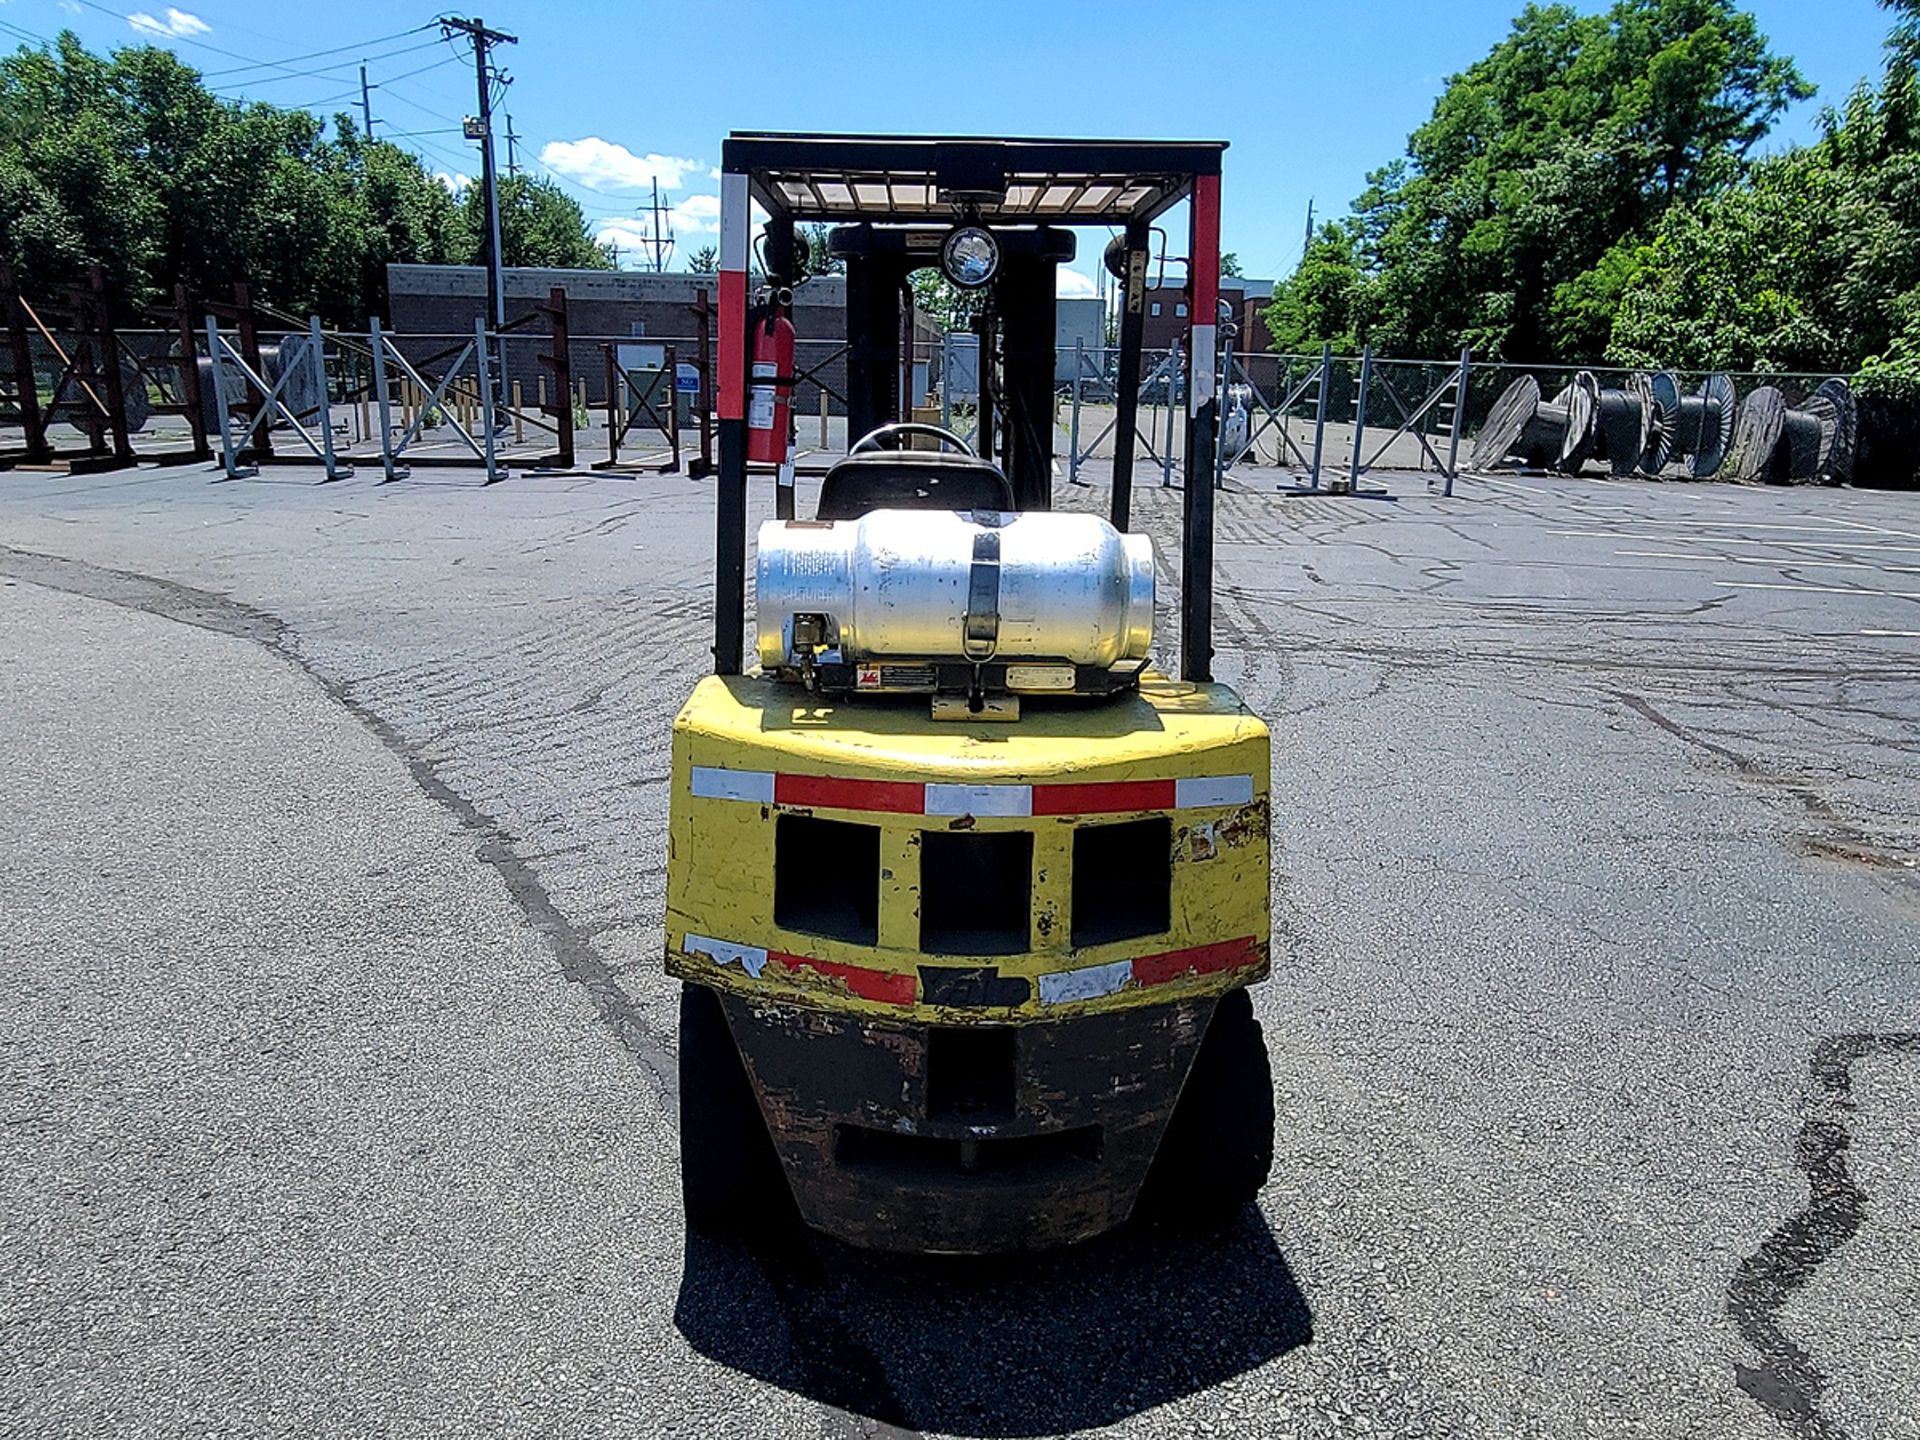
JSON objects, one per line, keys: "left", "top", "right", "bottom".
{"left": 0, "top": 543, "right": 679, "bottom": 1109}
{"left": 1729, "top": 1033, "right": 1920, "bottom": 1440}
{"left": 1, "top": 541, "right": 927, "bottom": 1436}
{"left": 1611, "top": 689, "right": 1917, "bottom": 889}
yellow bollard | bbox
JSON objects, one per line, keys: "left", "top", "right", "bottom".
{"left": 820, "top": 388, "right": 829, "bottom": 449}
{"left": 511, "top": 380, "right": 524, "bottom": 443}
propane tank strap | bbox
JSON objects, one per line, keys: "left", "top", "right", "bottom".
{"left": 963, "top": 531, "right": 1001, "bottom": 658}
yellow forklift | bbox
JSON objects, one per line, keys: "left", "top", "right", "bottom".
{"left": 667, "top": 134, "right": 1272, "bottom": 1253}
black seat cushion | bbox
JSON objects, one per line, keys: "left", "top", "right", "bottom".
{"left": 815, "top": 451, "right": 1014, "bottom": 521}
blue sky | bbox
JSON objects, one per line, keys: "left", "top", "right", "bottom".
{"left": 0, "top": 0, "right": 1901, "bottom": 291}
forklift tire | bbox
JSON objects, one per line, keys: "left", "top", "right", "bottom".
{"left": 679, "top": 982, "right": 787, "bottom": 1236}
{"left": 1137, "top": 986, "right": 1275, "bottom": 1228}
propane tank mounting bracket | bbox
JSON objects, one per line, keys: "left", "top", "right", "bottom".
{"left": 962, "top": 530, "right": 1002, "bottom": 662}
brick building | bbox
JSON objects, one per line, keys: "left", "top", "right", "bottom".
{"left": 1140, "top": 277, "right": 1275, "bottom": 355}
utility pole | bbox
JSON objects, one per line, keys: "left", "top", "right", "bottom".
{"left": 443, "top": 14, "right": 517, "bottom": 404}
{"left": 505, "top": 113, "right": 520, "bottom": 177}
{"left": 359, "top": 63, "right": 376, "bottom": 140}
{"left": 1302, "top": 198, "right": 1316, "bottom": 262}
{"left": 640, "top": 177, "right": 674, "bottom": 272}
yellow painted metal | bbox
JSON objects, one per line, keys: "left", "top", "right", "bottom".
{"left": 664, "top": 673, "right": 1270, "bottom": 1022}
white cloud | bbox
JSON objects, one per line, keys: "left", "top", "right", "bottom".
{"left": 539, "top": 137, "right": 701, "bottom": 193}
{"left": 708, "top": 166, "right": 722, "bottom": 181}
{"left": 671, "top": 193, "right": 721, "bottom": 235}
{"left": 128, "top": 7, "right": 210, "bottom": 38}
{"left": 434, "top": 171, "right": 473, "bottom": 194}
{"left": 60, "top": 1, "right": 86, "bottom": 14}
{"left": 1057, "top": 267, "right": 1099, "bottom": 298}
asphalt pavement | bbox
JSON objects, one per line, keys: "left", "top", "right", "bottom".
{"left": 0, "top": 456, "right": 1915, "bottom": 1439}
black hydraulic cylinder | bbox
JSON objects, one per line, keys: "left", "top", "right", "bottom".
{"left": 714, "top": 417, "right": 746, "bottom": 674}
{"left": 1109, "top": 222, "right": 1148, "bottom": 531}
{"left": 997, "top": 253, "right": 1056, "bottom": 510}
{"left": 843, "top": 243, "right": 902, "bottom": 446}
{"left": 1182, "top": 398, "right": 1216, "bottom": 683}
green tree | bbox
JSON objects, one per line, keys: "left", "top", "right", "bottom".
{"left": 1260, "top": 223, "right": 1364, "bottom": 352}
{"left": 1609, "top": 0, "right": 1920, "bottom": 370}
{"left": 909, "top": 270, "right": 986, "bottom": 331}
{"left": 1260, "top": 0, "right": 1809, "bottom": 360}
{"left": 0, "top": 30, "right": 603, "bottom": 318}
{"left": 797, "top": 222, "right": 843, "bottom": 277}
{"left": 685, "top": 243, "right": 717, "bottom": 273}
{"left": 464, "top": 174, "right": 612, "bottom": 271}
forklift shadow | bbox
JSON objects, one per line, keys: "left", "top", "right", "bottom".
{"left": 674, "top": 1205, "right": 1313, "bottom": 1436}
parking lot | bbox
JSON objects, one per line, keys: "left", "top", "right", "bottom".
{"left": 2, "top": 458, "right": 1916, "bottom": 1439}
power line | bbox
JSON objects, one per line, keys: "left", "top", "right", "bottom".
{"left": 69, "top": 0, "right": 350, "bottom": 72}
{"left": 70, "top": 1, "right": 441, "bottom": 87}
{"left": 199, "top": 36, "right": 443, "bottom": 87}
{"left": 0, "top": 18, "right": 53, "bottom": 48}
{"left": 274, "top": 87, "right": 363, "bottom": 112}
{"left": 380, "top": 81, "right": 464, "bottom": 126}
{"left": 378, "top": 56, "right": 464, "bottom": 87}
{"left": 197, "top": 25, "right": 433, "bottom": 77}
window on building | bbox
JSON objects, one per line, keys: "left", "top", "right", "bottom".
{"left": 1175, "top": 303, "right": 1188, "bottom": 318}
{"left": 1149, "top": 301, "right": 1162, "bottom": 317}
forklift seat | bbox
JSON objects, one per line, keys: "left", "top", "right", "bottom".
{"left": 815, "top": 451, "right": 1016, "bottom": 521}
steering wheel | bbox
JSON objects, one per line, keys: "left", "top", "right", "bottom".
{"left": 850, "top": 422, "right": 976, "bottom": 457}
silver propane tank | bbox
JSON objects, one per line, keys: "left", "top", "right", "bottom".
{"left": 755, "top": 509, "right": 1155, "bottom": 674}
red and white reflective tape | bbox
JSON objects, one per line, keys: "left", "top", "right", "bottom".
{"left": 1189, "top": 172, "right": 1221, "bottom": 415}
{"left": 689, "top": 766, "right": 1255, "bottom": 815}
{"left": 716, "top": 171, "right": 750, "bottom": 424}
{"left": 1036, "top": 936, "right": 1260, "bottom": 1005}
{"left": 683, "top": 932, "right": 1260, "bottom": 1009}
{"left": 684, "top": 933, "right": 915, "bottom": 1006}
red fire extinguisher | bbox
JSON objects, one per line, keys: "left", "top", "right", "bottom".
{"left": 746, "top": 301, "right": 795, "bottom": 466}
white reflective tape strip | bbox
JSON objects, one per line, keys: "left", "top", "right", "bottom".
{"left": 690, "top": 766, "right": 774, "bottom": 803}
{"left": 1175, "top": 774, "right": 1253, "bottom": 808}
{"left": 719, "top": 171, "right": 750, "bottom": 273}
{"left": 684, "top": 933, "right": 769, "bottom": 978}
{"left": 1189, "top": 323, "right": 1217, "bottom": 414}
{"left": 924, "top": 783, "right": 1032, "bottom": 817}
{"left": 1038, "top": 958, "right": 1133, "bottom": 1006}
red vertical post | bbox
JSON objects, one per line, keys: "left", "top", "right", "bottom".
{"left": 543, "top": 286, "right": 573, "bottom": 468}
{"left": 173, "top": 283, "right": 210, "bottom": 462}
{"left": 665, "top": 342, "right": 681, "bottom": 474}
{"left": 91, "top": 267, "right": 134, "bottom": 464}
{"left": 233, "top": 282, "right": 273, "bottom": 458}
{"left": 604, "top": 343, "right": 619, "bottom": 465}
{"left": 0, "top": 263, "right": 51, "bottom": 464}
{"left": 692, "top": 286, "right": 714, "bottom": 476}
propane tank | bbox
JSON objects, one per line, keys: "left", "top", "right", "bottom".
{"left": 755, "top": 509, "right": 1155, "bottom": 675}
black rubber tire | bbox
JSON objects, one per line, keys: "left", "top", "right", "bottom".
{"left": 679, "top": 983, "right": 787, "bottom": 1236}
{"left": 1137, "top": 986, "right": 1275, "bottom": 1227}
